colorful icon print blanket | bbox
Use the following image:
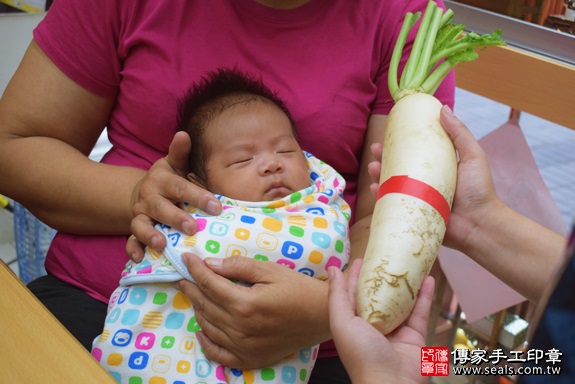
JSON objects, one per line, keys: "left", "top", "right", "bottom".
{"left": 92, "top": 152, "right": 351, "bottom": 384}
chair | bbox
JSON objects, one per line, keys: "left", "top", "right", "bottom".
{"left": 13, "top": 202, "right": 56, "bottom": 283}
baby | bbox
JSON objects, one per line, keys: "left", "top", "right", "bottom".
{"left": 92, "top": 68, "right": 351, "bottom": 384}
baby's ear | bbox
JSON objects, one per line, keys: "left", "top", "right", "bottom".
{"left": 186, "top": 173, "right": 206, "bottom": 189}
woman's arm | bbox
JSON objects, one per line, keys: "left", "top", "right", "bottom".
{"left": 0, "top": 41, "right": 133, "bottom": 234}
{"left": 0, "top": 41, "right": 221, "bottom": 243}
{"left": 348, "top": 114, "right": 387, "bottom": 266}
{"left": 438, "top": 107, "right": 566, "bottom": 303}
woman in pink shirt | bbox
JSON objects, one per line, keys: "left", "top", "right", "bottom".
{"left": 0, "top": 1, "right": 454, "bottom": 382}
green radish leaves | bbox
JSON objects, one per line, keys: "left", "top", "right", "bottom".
{"left": 389, "top": 0, "right": 506, "bottom": 102}
{"left": 436, "top": 29, "right": 505, "bottom": 65}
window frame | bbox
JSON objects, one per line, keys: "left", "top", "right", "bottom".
{"left": 445, "top": 0, "right": 575, "bottom": 65}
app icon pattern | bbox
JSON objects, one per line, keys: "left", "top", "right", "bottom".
{"left": 92, "top": 153, "right": 351, "bottom": 383}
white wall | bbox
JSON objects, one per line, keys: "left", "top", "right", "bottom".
{"left": 0, "top": 13, "right": 46, "bottom": 271}
{"left": 0, "top": 12, "right": 112, "bottom": 160}
{"left": 0, "top": 12, "right": 45, "bottom": 96}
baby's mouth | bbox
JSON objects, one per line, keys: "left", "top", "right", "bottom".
{"left": 265, "top": 182, "right": 291, "bottom": 197}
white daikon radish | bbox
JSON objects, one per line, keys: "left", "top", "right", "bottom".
{"left": 357, "top": 0, "right": 505, "bottom": 334}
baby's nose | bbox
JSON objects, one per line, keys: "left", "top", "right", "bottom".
{"left": 262, "top": 156, "right": 284, "bottom": 174}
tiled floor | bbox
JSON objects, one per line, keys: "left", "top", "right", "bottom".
{"left": 454, "top": 88, "right": 575, "bottom": 230}
{"left": 1, "top": 88, "right": 574, "bottom": 277}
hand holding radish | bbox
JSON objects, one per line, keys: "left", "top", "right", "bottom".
{"left": 357, "top": 0, "right": 505, "bottom": 334}
{"left": 329, "top": 259, "right": 435, "bottom": 384}
{"left": 435, "top": 106, "right": 501, "bottom": 252}
{"left": 431, "top": 107, "right": 565, "bottom": 303}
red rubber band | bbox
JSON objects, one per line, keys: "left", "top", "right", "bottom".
{"left": 377, "top": 175, "right": 451, "bottom": 224}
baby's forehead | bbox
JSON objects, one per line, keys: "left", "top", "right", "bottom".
{"left": 211, "top": 132, "right": 298, "bottom": 153}
{"left": 216, "top": 93, "right": 276, "bottom": 111}
{"left": 207, "top": 97, "right": 293, "bottom": 131}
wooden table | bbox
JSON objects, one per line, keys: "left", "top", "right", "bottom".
{"left": 0, "top": 261, "right": 115, "bottom": 383}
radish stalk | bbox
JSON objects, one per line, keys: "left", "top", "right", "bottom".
{"left": 356, "top": 0, "right": 505, "bottom": 334}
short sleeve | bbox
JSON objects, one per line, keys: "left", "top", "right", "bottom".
{"left": 33, "top": 0, "right": 126, "bottom": 97}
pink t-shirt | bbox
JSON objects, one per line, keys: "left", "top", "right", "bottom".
{"left": 35, "top": 0, "right": 454, "bottom": 358}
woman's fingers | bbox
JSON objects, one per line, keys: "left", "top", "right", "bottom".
{"left": 368, "top": 143, "right": 383, "bottom": 179}
{"left": 327, "top": 266, "right": 355, "bottom": 336}
{"left": 130, "top": 212, "right": 167, "bottom": 250}
{"left": 175, "top": 254, "right": 254, "bottom": 355}
{"left": 129, "top": 133, "right": 222, "bottom": 249}
{"left": 178, "top": 253, "right": 329, "bottom": 368}
{"left": 177, "top": 254, "right": 235, "bottom": 319}
{"left": 439, "top": 105, "right": 500, "bottom": 250}
{"left": 345, "top": 258, "right": 363, "bottom": 306}
{"left": 370, "top": 142, "right": 383, "bottom": 162}
{"left": 368, "top": 142, "right": 383, "bottom": 199}
{"left": 166, "top": 131, "right": 194, "bottom": 174}
{"left": 180, "top": 254, "right": 243, "bottom": 305}
{"left": 194, "top": 330, "right": 249, "bottom": 368}
{"left": 440, "top": 105, "right": 483, "bottom": 163}
{"left": 386, "top": 275, "right": 435, "bottom": 346}
{"left": 131, "top": 178, "right": 199, "bottom": 245}
{"left": 164, "top": 132, "right": 222, "bottom": 216}
{"left": 405, "top": 276, "right": 435, "bottom": 337}
{"left": 175, "top": 256, "right": 247, "bottom": 366}
{"left": 125, "top": 234, "right": 146, "bottom": 262}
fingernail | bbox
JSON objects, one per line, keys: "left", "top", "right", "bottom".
{"left": 182, "top": 253, "right": 191, "bottom": 265}
{"left": 206, "top": 200, "right": 220, "bottom": 215}
{"left": 442, "top": 105, "right": 454, "bottom": 117}
{"left": 182, "top": 220, "right": 193, "bottom": 235}
{"left": 328, "top": 266, "right": 336, "bottom": 279}
{"left": 151, "top": 236, "right": 160, "bottom": 249}
{"left": 204, "top": 257, "right": 222, "bottom": 268}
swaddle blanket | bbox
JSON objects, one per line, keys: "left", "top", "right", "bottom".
{"left": 92, "top": 152, "right": 351, "bottom": 384}
{"left": 121, "top": 151, "right": 351, "bottom": 285}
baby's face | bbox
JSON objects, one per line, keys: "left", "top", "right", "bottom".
{"left": 201, "top": 100, "right": 310, "bottom": 202}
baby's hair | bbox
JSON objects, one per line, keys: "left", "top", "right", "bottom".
{"left": 177, "top": 67, "right": 295, "bottom": 184}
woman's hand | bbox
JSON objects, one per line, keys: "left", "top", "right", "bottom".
{"left": 438, "top": 106, "right": 565, "bottom": 301}
{"left": 175, "top": 253, "right": 331, "bottom": 369}
{"left": 329, "top": 259, "right": 434, "bottom": 384}
{"left": 437, "top": 106, "right": 501, "bottom": 251}
{"left": 126, "top": 132, "right": 222, "bottom": 260}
